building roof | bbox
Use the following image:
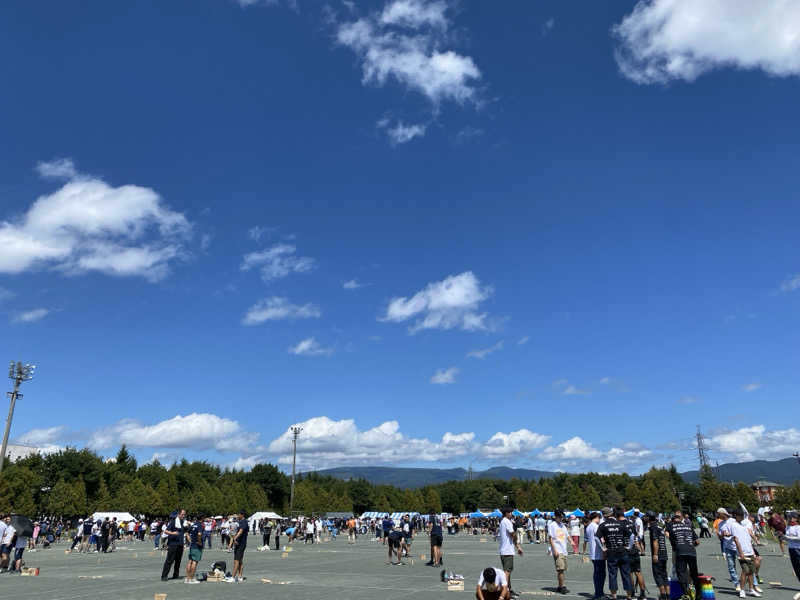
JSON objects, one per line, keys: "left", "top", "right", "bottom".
{"left": 751, "top": 480, "right": 783, "bottom": 488}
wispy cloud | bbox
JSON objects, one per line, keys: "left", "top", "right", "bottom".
{"left": 241, "top": 243, "right": 315, "bottom": 282}
{"left": 779, "top": 274, "right": 800, "bottom": 293}
{"left": 288, "top": 337, "right": 333, "bottom": 357}
{"left": 742, "top": 383, "right": 761, "bottom": 392}
{"left": 379, "top": 119, "right": 427, "bottom": 144}
{"left": 678, "top": 395, "right": 698, "bottom": 405}
{"left": 12, "top": 308, "right": 50, "bottom": 323}
{"left": 242, "top": 297, "right": 321, "bottom": 325}
{"left": 541, "top": 17, "right": 555, "bottom": 36}
{"left": 343, "top": 279, "right": 367, "bottom": 290}
{"left": 467, "top": 340, "right": 503, "bottom": 359}
{"left": 517, "top": 336, "right": 529, "bottom": 345}
{"left": 563, "top": 385, "right": 587, "bottom": 396}
{"left": 431, "top": 367, "right": 459, "bottom": 384}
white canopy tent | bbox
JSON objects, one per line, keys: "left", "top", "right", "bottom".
{"left": 248, "top": 511, "right": 284, "bottom": 532}
{"left": 91, "top": 511, "right": 135, "bottom": 522}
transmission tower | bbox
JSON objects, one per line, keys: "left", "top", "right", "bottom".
{"left": 696, "top": 425, "right": 710, "bottom": 469}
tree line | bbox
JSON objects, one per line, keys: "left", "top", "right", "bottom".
{"left": 0, "top": 446, "right": 794, "bottom": 518}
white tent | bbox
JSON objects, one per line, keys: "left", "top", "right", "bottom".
{"left": 92, "top": 511, "right": 135, "bottom": 522}
{"left": 248, "top": 511, "right": 283, "bottom": 532}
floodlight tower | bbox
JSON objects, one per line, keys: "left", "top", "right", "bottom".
{"left": 289, "top": 425, "right": 302, "bottom": 514}
{"left": 0, "top": 361, "right": 36, "bottom": 474}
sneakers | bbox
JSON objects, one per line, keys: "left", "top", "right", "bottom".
{"left": 739, "top": 590, "right": 746, "bottom": 599}
{"left": 557, "top": 587, "right": 570, "bottom": 595}
{"left": 793, "top": 593, "right": 800, "bottom": 600}
{"left": 184, "top": 579, "right": 199, "bottom": 585}
{"left": 753, "top": 586, "right": 763, "bottom": 593}
{"left": 748, "top": 590, "right": 761, "bottom": 597}
{"left": 736, "top": 584, "right": 742, "bottom": 592}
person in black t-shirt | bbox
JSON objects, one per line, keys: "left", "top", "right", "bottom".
{"left": 665, "top": 510, "right": 700, "bottom": 598}
{"left": 647, "top": 513, "right": 670, "bottom": 600}
{"left": 428, "top": 511, "right": 443, "bottom": 567}
{"left": 230, "top": 509, "right": 249, "bottom": 582}
{"left": 596, "top": 508, "right": 633, "bottom": 600}
{"left": 625, "top": 517, "right": 646, "bottom": 600}
{"left": 161, "top": 509, "right": 187, "bottom": 581}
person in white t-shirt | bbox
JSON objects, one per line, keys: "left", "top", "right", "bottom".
{"left": 498, "top": 507, "right": 523, "bottom": 598}
{"left": 477, "top": 566, "right": 510, "bottom": 600}
{"left": 742, "top": 515, "right": 763, "bottom": 585}
{"left": 548, "top": 509, "right": 570, "bottom": 595}
{"left": 783, "top": 512, "right": 800, "bottom": 600}
{"left": 0, "top": 516, "right": 14, "bottom": 572}
{"left": 584, "top": 511, "right": 606, "bottom": 599}
{"left": 731, "top": 509, "right": 760, "bottom": 598}
{"left": 568, "top": 516, "right": 581, "bottom": 554}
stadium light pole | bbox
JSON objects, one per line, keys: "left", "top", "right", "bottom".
{"left": 0, "top": 361, "right": 36, "bottom": 475}
{"left": 289, "top": 425, "right": 302, "bottom": 514}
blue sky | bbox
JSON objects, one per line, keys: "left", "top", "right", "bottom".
{"left": 2, "top": 0, "right": 799, "bottom": 474}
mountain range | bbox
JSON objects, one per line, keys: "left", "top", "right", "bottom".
{"left": 308, "top": 457, "right": 800, "bottom": 488}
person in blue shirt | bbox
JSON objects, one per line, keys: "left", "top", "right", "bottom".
{"left": 184, "top": 517, "right": 204, "bottom": 584}
{"left": 230, "top": 509, "right": 249, "bottom": 583}
{"left": 382, "top": 516, "right": 394, "bottom": 546}
{"left": 427, "top": 511, "right": 443, "bottom": 567}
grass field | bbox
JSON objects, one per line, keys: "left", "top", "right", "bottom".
{"left": 2, "top": 533, "right": 798, "bottom": 600}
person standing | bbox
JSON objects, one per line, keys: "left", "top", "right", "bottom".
{"left": 184, "top": 516, "right": 203, "bottom": 584}
{"left": 585, "top": 511, "right": 606, "bottom": 600}
{"left": 731, "top": 509, "right": 761, "bottom": 598}
{"left": 160, "top": 509, "right": 187, "bottom": 582}
{"left": 665, "top": 510, "right": 701, "bottom": 600}
{"left": 428, "top": 511, "right": 444, "bottom": 567}
{"left": 548, "top": 509, "right": 570, "bottom": 595}
{"left": 597, "top": 507, "right": 633, "bottom": 600}
{"left": 649, "top": 512, "right": 670, "bottom": 600}
{"left": 230, "top": 509, "right": 249, "bottom": 583}
{"left": 569, "top": 514, "right": 581, "bottom": 554}
{"left": 499, "top": 506, "right": 523, "bottom": 599}
{"left": 783, "top": 512, "right": 800, "bottom": 600}
{"left": 718, "top": 508, "right": 740, "bottom": 587}
{"left": 100, "top": 517, "right": 110, "bottom": 553}
{"left": 767, "top": 511, "right": 787, "bottom": 556}
{"left": 0, "top": 515, "right": 13, "bottom": 572}
{"left": 202, "top": 517, "right": 213, "bottom": 549}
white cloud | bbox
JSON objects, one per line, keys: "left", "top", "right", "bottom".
{"left": 539, "top": 436, "right": 603, "bottom": 462}
{"left": 779, "top": 275, "right": 800, "bottom": 293}
{"left": 539, "top": 436, "right": 653, "bottom": 468}
{"left": 383, "top": 120, "right": 427, "bottom": 144}
{"left": 266, "top": 416, "right": 476, "bottom": 468}
{"left": 241, "top": 243, "right": 315, "bottom": 282}
{"left": 613, "top": 0, "right": 800, "bottom": 84}
{"left": 431, "top": 366, "right": 458, "bottom": 384}
{"left": 16, "top": 426, "right": 65, "bottom": 446}
{"left": 343, "top": 279, "right": 366, "bottom": 289}
{"left": 248, "top": 225, "right": 274, "bottom": 242}
{"left": 517, "top": 336, "right": 529, "bottom": 345}
{"left": 289, "top": 337, "right": 333, "bottom": 356}
{"left": 88, "top": 413, "right": 260, "bottom": 454}
{"left": 35, "top": 158, "right": 78, "bottom": 180}
{"left": 336, "top": 0, "right": 481, "bottom": 106}
{"left": 599, "top": 377, "right": 612, "bottom": 384}
{"left": 0, "top": 160, "right": 191, "bottom": 281}
{"left": 541, "top": 17, "right": 555, "bottom": 36}
{"left": 742, "top": 383, "right": 762, "bottom": 392}
{"left": 481, "top": 429, "right": 550, "bottom": 459}
{"left": 467, "top": 340, "right": 503, "bottom": 359}
{"left": 242, "top": 297, "right": 321, "bottom": 325}
{"left": 605, "top": 442, "right": 654, "bottom": 469}
{"left": 12, "top": 308, "right": 50, "bottom": 323}
{"left": 563, "top": 385, "right": 587, "bottom": 396}
{"left": 708, "top": 425, "right": 800, "bottom": 461}
{"left": 383, "top": 271, "right": 493, "bottom": 332}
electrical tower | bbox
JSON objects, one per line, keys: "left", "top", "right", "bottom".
{"left": 289, "top": 425, "right": 302, "bottom": 514}
{"left": 696, "top": 425, "right": 710, "bottom": 470}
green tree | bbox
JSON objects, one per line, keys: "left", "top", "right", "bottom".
{"left": 423, "top": 488, "right": 442, "bottom": 513}
{"left": 478, "top": 484, "right": 503, "bottom": 510}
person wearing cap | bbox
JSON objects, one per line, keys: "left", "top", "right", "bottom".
{"left": 718, "top": 508, "right": 740, "bottom": 587}
{"left": 548, "top": 509, "right": 570, "bottom": 595}
{"left": 783, "top": 512, "right": 800, "bottom": 600}
{"left": 648, "top": 512, "right": 670, "bottom": 600}
{"left": 585, "top": 511, "right": 606, "bottom": 600}
{"left": 476, "top": 566, "right": 510, "bottom": 600}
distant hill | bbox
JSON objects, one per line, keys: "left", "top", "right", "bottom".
{"left": 309, "top": 465, "right": 559, "bottom": 488}
{"left": 309, "top": 457, "right": 800, "bottom": 488}
{"left": 681, "top": 457, "right": 799, "bottom": 486}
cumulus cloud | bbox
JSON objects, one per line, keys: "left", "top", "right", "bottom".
{"left": 481, "top": 429, "right": 550, "bottom": 459}
{"left": 431, "top": 367, "right": 459, "bottom": 384}
{"left": 383, "top": 271, "right": 493, "bottom": 332}
{"left": 0, "top": 160, "right": 191, "bottom": 281}
{"left": 613, "top": 0, "right": 800, "bottom": 84}
{"left": 88, "top": 413, "right": 261, "bottom": 454}
{"left": 266, "top": 416, "right": 476, "bottom": 468}
{"left": 467, "top": 340, "right": 503, "bottom": 359}
{"left": 242, "top": 297, "right": 321, "bottom": 325}
{"left": 241, "top": 243, "right": 315, "bottom": 282}
{"left": 742, "top": 383, "right": 761, "bottom": 392}
{"left": 16, "top": 426, "right": 66, "bottom": 446}
{"left": 12, "top": 308, "right": 50, "bottom": 323}
{"left": 289, "top": 337, "right": 333, "bottom": 356}
{"left": 336, "top": 0, "right": 481, "bottom": 106}
{"left": 708, "top": 425, "right": 800, "bottom": 461}
{"left": 539, "top": 436, "right": 603, "bottom": 462}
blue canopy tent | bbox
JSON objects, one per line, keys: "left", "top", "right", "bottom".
{"left": 512, "top": 509, "right": 525, "bottom": 517}
{"left": 568, "top": 508, "right": 585, "bottom": 517}
{"left": 624, "top": 508, "right": 642, "bottom": 517}
{"left": 529, "top": 509, "right": 541, "bottom": 516}
{"left": 487, "top": 509, "right": 503, "bottom": 518}
{"left": 468, "top": 511, "right": 486, "bottom": 519}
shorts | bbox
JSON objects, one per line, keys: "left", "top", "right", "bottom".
{"left": 189, "top": 547, "right": 203, "bottom": 562}
{"left": 739, "top": 557, "right": 754, "bottom": 575}
{"left": 652, "top": 560, "right": 668, "bottom": 587}
{"left": 501, "top": 555, "right": 514, "bottom": 572}
{"left": 0, "top": 544, "right": 9, "bottom": 556}
{"left": 233, "top": 545, "right": 246, "bottom": 562}
{"left": 554, "top": 554, "right": 568, "bottom": 572}
{"left": 629, "top": 555, "right": 641, "bottom": 572}
{"left": 14, "top": 548, "right": 24, "bottom": 560}
{"left": 431, "top": 533, "right": 443, "bottom": 547}
{"left": 388, "top": 536, "right": 400, "bottom": 549}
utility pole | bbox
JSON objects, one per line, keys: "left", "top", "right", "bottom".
{"left": 289, "top": 425, "right": 302, "bottom": 514}
{"left": 1, "top": 361, "right": 36, "bottom": 475}
{"left": 794, "top": 452, "right": 799, "bottom": 465}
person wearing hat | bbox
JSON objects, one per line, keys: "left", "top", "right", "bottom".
{"left": 548, "top": 509, "right": 570, "bottom": 595}
{"left": 717, "top": 508, "right": 740, "bottom": 587}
